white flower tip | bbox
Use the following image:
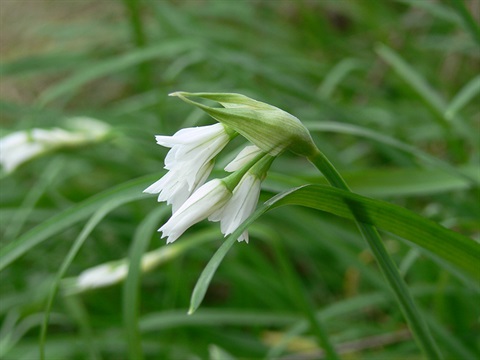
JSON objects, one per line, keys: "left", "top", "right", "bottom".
{"left": 237, "top": 231, "right": 249, "bottom": 243}
{"left": 158, "top": 226, "right": 176, "bottom": 244}
{"left": 168, "top": 92, "right": 183, "bottom": 97}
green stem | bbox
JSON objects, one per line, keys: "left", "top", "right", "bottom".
{"left": 308, "top": 148, "right": 442, "bottom": 360}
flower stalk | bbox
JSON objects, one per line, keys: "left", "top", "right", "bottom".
{"left": 308, "top": 148, "right": 442, "bottom": 360}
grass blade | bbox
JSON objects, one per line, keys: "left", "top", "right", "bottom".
{"left": 39, "top": 202, "right": 117, "bottom": 360}
{"left": 123, "top": 206, "right": 167, "bottom": 360}
{"left": 37, "top": 41, "right": 198, "bottom": 106}
{"left": 375, "top": 44, "right": 448, "bottom": 125}
{"left": 0, "top": 175, "right": 157, "bottom": 272}
{"left": 445, "top": 75, "right": 480, "bottom": 121}
{"left": 449, "top": 0, "right": 480, "bottom": 45}
{"left": 189, "top": 183, "right": 479, "bottom": 312}
{"left": 305, "top": 121, "right": 479, "bottom": 185}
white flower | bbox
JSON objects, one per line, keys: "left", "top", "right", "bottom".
{"left": 144, "top": 161, "right": 213, "bottom": 213}
{"left": 76, "top": 263, "right": 128, "bottom": 290}
{"left": 217, "top": 173, "right": 262, "bottom": 243}
{"left": 156, "top": 145, "right": 270, "bottom": 244}
{"left": 0, "top": 121, "right": 110, "bottom": 174}
{"left": 224, "top": 145, "right": 263, "bottom": 172}
{"left": 69, "top": 247, "right": 178, "bottom": 292}
{"left": 144, "top": 123, "right": 232, "bottom": 211}
{"left": 159, "top": 179, "right": 232, "bottom": 243}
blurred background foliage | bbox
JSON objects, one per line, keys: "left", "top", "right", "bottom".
{"left": 0, "top": 0, "right": 479, "bottom": 359}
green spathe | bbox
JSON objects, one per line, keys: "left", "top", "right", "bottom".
{"left": 169, "top": 92, "right": 317, "bottom": 157}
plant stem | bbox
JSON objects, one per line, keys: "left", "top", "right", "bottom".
{"left": 308, "top": 148, "right": 442, "bottom": 360}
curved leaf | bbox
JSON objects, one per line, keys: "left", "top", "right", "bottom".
{"left": 190, "top": 184, "right": 479, "bottom": 313}
{"left": 0, "top": 174, "right": 158, "bottom": 272}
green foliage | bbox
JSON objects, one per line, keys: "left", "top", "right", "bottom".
{"left": 1, "top": 1, "right": 479, "bottom": 359}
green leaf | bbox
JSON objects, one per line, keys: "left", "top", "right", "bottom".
{"left": 305, "top": 121, "right": 479, "bottom": 186}
{"left": 445, "top": 75, "right": 480, "bottom": 121}
{"left": 317, "top": 58, "right": 364, "bottom": 99}
{"left": 375, "top": 43, "right": 474, "bottom": 143}
{"left": 0, "top": 174, "right": 157, "bottom": 272}
{"left": 448, "top": 0, "right": 480, "bottom": 45}
{"left": 376, "top": 44, "right": 448, "bottom": 123}
{"left": 40, "top": 203, "right": 116, "bottom": 360}
{"left": 38, "top": 40, "right": 198, "bottom": 106}
{"left": 269, "top": 185, "right": 479, "bottom": 278}
{"left": 190, "top": 184, "right": 479, "bottom": 313}
{"left": 123, "top": 206, "right": 167, "bottom": 360}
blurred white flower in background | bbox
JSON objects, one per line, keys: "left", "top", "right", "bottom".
{"left": 0, "top": 117, "right": 111, "bottom": 173}
{"left": 76, "top": 262, "right": 128, "bottom": 290}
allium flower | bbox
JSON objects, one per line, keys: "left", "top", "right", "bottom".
{"left": 0, "top": 119, "right": 110, "bottom": 173}
{"left": 144, "top": 123, "right": 233, "bottom": 211}
{"left": 144, "top": 161, "right": 213, "bottom": 213}
{"left": 159, "top": 179, "right": 232, "bottom": 243}
{"left": 224, "top": 145, "right": 263, "bottom": 172}
{"left": 216, "top": 172, "right": 262, "bottom": 243}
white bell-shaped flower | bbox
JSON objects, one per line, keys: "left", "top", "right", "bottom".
{"left": 224, "top": 145, "right": 263, "bottom": 172}
{"left": 159, "top": 179, "right": 231, "bottom": 243}
{"left": 218, "top": 172, "right": 262, "bottom": 243}
{"left": 144, "top": 123, "right": 232, "bottom": 211}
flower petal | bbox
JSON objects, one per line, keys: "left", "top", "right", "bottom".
{"left": 219, "top": 173, "right": 261, "bottom": 242}
{"left": 159, "top": 179, "right": 231, "bottom": 243}
{"left": 224, "top": 145, "right": 263, "bottom": 172}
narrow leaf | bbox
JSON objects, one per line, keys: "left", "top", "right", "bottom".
{"left": 190, "top": 184, "right": 479, "bottom": 313}
{"left": 0, "top": 174, "right": 157, "bottom": 271}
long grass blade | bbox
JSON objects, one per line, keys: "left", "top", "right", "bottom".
{"left": 0, "top": 175, "right": 156, "bottom": 272}
{"left": 39, "top": 202, "right": 117, "bottom": 360}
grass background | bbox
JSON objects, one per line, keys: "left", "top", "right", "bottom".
{"left": 1, "top": 0, "right": 479, "bottom": 359}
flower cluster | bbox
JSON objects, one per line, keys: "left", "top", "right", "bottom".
{"left": 145, "top": 92, "right": 314, "bottom": 244}
{"left": 145, "top": 124, "right": 270, "bottom": 243}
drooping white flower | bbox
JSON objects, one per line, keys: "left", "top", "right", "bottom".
{"left": 0, "top": 120, "right": 110, "bottom": 173}
{"left": 156, "top": 144, "right": 273, "bottom": 244}
{"left": 69, "top": 247, "right": 178, "bottom": 293}
{"left": 159, "top": 179, "right": 232, "bottom": 243}
{"left": 144, "top": 160, "right": 213, "bottom": 213}
{"left": 76, "top": 262, "right": 128, "bottom": 290}
{"left": 217, "top": 172, "right": 262, "bottom": 243}
{"left": 144, "top": 123, "right": 232, "bottom": 211}
{"left": 224, "top": 145, "right": 263, "bottom": 172}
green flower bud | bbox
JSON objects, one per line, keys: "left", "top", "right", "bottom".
{"left": 169, "top": 92, "right": 317, "bottom": 157}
